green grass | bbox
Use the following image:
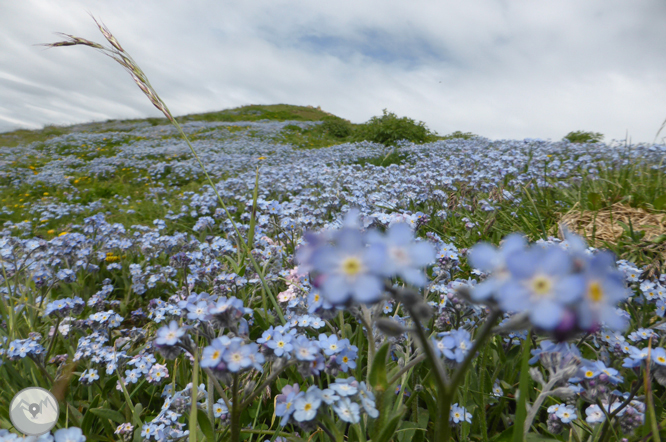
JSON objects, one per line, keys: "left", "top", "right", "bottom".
{"left": 176, "top": 103, "right": 340, "bottom": 124}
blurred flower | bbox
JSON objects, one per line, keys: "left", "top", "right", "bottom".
{"left": 576, "top": 251, "right": 631, "bottom": 332}
{"left": 372, "top": 222, "right": 435, "bottom": 286}
{"left": 309, "top": 227, "right": 386, "bottom": 305}
{"left": 54, "top": 428, "right": 86, "bottom": 442}
{"left": 499, "top": 245, "right": 584, "bottom": 330}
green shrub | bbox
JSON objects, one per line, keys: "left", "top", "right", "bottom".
{"left": 441, "top": 130, "right": 479, "bottom": 140}
{"left": 353, "top": 109, "right": 436, "bottom": 146}
{"left": 563, "top": 130, "right": 604, "bottom": 144}
{"left": 320, "top": 116, "right": 353, "bottom": 139}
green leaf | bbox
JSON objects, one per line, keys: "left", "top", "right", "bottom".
{"left": 133, "top": 403, "right": 143, "bottom": 427}
{"left": 197, "top": 409, "right": 215, "bottom": 441}
{"left": 525, "top": 435, "right": 562, "bottom": 442}
{"left": 513, "top": 332, "right": 532, "bottom": 442}
{"left": 82, "top": 395, "right": 101, "bottom": 434}
{"left": 252, "top": 308, "right": 270, "bottom": 331}
{"left": 90, "top": 407, "right": 126, "bottom": 424}
{"left": 67, "top": 402, "right": 83, "bottom": 427}
{"left": 588, "top": 192, "right": 602, "bottom": 210}
{"left": 654, "top": 194, "right": 666, "bottom": 210}
{"left": 375, "top": 411, "right": 405, "bottom": 442}
{"left": 222, "top": 255, "right": 241, "bottom": 274}
{"left": 133, "top": 425, "right": 142, "bottom": 442}
{"left": 419, "top": 389, "right": 438, "bottom": 424}
{"left": 489, "top": 426, "right": 514, "bottom": 442}
{"left": 369, "top": 341, "right": 391, "bottom": 392}
{"left": 396, "top": 421, "right": 428, "bottom": 442}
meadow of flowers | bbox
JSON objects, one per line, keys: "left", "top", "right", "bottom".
{"left": 2, "top": 18, "right": 666, "bottom": 442}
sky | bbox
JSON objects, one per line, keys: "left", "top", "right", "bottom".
{"left": 2, "top": 0, "right": 666, "bottom": 144}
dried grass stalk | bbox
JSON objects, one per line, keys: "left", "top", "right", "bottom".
{"left": 40, "top": 14, "right": 174, "bottom": 123}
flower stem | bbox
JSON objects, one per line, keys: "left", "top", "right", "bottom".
{"left": 402, "top": 302, "right": 450, "bottom": 442}
{"left": 523, "top": 377, "right": 559, "bottom": 435}
{"left": 207, "top": 375, "right": 215, "bottom": 433}
{"left": 387, "top": 353, "right": 426, "bottom": 386}
{"left": 189, "top": 345, "right": 199, "bottom": 442}
{"left": 203, "top": 368, "right": 232, "bottom": 410}
{"left": 230, "top": 373, "right": 241, "bottom": 442}
{"left": 44, "top": 316, "right": 61, "bottom": 362}
{"left": 358, "top": 305, "right": 376, "bottom": 384}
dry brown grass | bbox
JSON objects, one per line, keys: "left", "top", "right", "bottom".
{"left": 557, "top": 202, "right": 666, "bottom": 277}
{"left": 557, "top": 202, "right": 666, "bottom": 246}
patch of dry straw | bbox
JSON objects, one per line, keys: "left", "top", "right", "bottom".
{"left": 556, "top": 202, "right": 666, "bottom": 247}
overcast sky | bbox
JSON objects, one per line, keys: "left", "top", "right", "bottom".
{"left": 2, "top": 0, "right": 666, "bottom": 143}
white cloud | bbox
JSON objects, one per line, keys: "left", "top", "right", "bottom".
{"left": 2, "top": 0, "right": 666, "bottom": 143}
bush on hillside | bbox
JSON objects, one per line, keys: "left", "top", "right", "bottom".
{"left": 563, "top": 130, "right": 604, "bottom": 144}
{"left": 354, "top": 109, "right": 436, "bottom": 146}
{"left": 320, "top": 116, "right": 354, "bottom": 138}
{"left": 441, "top": 130, "right": 480, "bottom": 140}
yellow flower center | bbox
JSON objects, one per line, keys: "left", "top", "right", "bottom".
{"left": 341, "top": 257, "right": 363, "bottom": 276}
{"left": 212, "top": 350, "right": 221, "bottom": 360}
{"left": 585, "top": 370, "right": 594, "bottom": 378}
{"left": 304, "top": 403, "right": 312, "bottom": 411}
{"left": 277, "top": 341, "right": 285, "bottom": 348}
{"left": 588, "top": 281, "right": 603, "bottom": 302}
{"left": 658, "top": 356, "right": 666, "bottom": 364}
{"left": 530, "top": 275, "right": 552, "bottom": 296}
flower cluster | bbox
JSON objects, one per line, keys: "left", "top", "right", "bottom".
{"left": 468, "top": 231, "right": 631, "bottom": 335}
{"left": 433, "top": 327, "right": 473, "bottom": 363}
{"left": 297, "top": 213, "right": 435, "bottom": 305}
{"left": 450, "top": 403, "right": 472, "bottom": 424}
{"left": 275, "top": 378, "right": 378, "bottom": 427}
{"left": 546, "top": 403, "right": 577, "bottom": 433}
{"left": 6, "top": 338, "right": 44, "bottom": 360}
{"left": 200, "top": 337, "right": 264, "bottom": 372}
{"left": 138, "top": 383, "right": 205, "bottom": 440}
{"left": 584, "top": 394, "right": 645, "bottom": 433}
{"left": 43, "top": 296, "right": 85, "bottom": 317}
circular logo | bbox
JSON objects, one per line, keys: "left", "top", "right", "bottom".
{"left": 9, "top": 387, "right": 59, "bottom": 436}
